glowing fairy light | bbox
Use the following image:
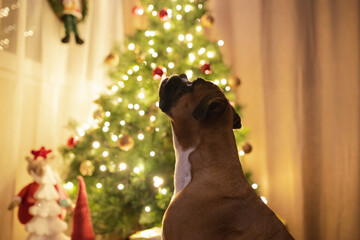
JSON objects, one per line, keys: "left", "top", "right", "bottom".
{"left": 200, "top": 60, "right": 206, "bottom": 65}
{"left": 166, "top": 47, "right": 172, "bottom": 53}
{"left": 178, "top": 34, "right": 185, "bottom": 41}
{"left": 145, "top": 206, "right": 151, "bottom": 212}
{"left": 102, "top": 126, "right": 109, "bottom": 132}
{"left": 150, "top": 151, "right": 155, "bottom": 157}
{"left": 111, "top": 135, "right": 118, "bottom": 141}
{"left": 104, "top": 121, "right": 110, "bottom": 127}
{"left": 77, "top": 128, "right": 85, "bottom": 136}
{"left": 105, "top": 111, "right": 111, "bottom": 117}
{"left": 134, "top": 104, "right": 140, "bottom": 110}
{"left": 150, "top": 31, "right": 156, "bottom": 37}
{"left": 225, "top": 86, "right": 231, "bottom": 91}
{"left": 152, "top": 11, "right": 157, "bottom": 16}
{"left": 176, "top": 5, "right": 181, "bottom": 10}
{"left": 100, "top": 165, "right": 106, "bottom": 171}
{"left": 120, "top": 120, "right": 125, "bottom": 126}
{"left": 189, "top": 53, "right": 196, "bottom": 62}
{"left": 155, "top": 101, "right": 159, "bottom": 107}
{"left": 198, "top": 4, "right": 203, "bottom": 9}
{"left": 148, "top": 4, "right": 154, "bottom": 11}
{"left": 138, "top": 133, "right": 145, "bottom": 140}
{"left": 96, "top": 183, "right": 102, "bottom": 189}
{"left": 153, "top": 176, "right": 164, "bottom": 187}
{"left": 221, "top": 79, "right": 227, "bottom": 85}
{"left": 112, "top": 85, "right": 118, "bottom": 92}
{"left": 152, "top": 52, "right": 158, "bottom": 58}
{"left": 155, "top": 128, "right": 160, "bottom": 132}
{"left": 261, "top": 196, "right": 268, "bottom": 204}
{"left": 213, "top": 79, "right": 220, "bottom": 85}
{"left": 185, "top": 70, "right": 193, "bottom": 79}
{"left": 239, "top": 150, "right": 245, "bottom": 156}
{"left": 161, "top": 188, "right": 167, "bottom": 194}
{"left": 128, "top": 103, "right": 134, "bottom": 109}
{"left": 145, "top": 31, "right": 151, "bottom": 37}
{"left": 188, "top": 43, "right": 193, "bottom": 48}
{"left": 198, "top": 48, "right": 206, "bottom": 55}
{"left": 123, "top": 75, "right": 129, "bottom": 81}
{"left": 252, "top": 183, "right": 258, "bottom": 189}
{"left": 133, "top": 65, "right": 140, "bottom": 71}
{"left": 149, "top": 48, "right": 155, "bottom": 54}
{"left": 218, "top": 40, "right": 224, "bottom": 46}
{"left": 118, "top": 81, "right": 125, "bottom": 88}
{"left": 119, "top": 163, "right": 127, "bottom": 171}
{"left": 139, "top": 110, "right": 145, "bottom": 116}
{"left": 196, "top": 26, "right": 202, "bottom": 32}
{"left": 207, "top": 51, "right": 215, "bottom": 58}
{"left": 117, "top": 97, "right": 123, "bottom": 102}
{"left": 137, "top": 76, "right": 143, "bottom": 81}
{"left": 168, "top": 62, "right": 175, "bottom": 69}
{"left": 138, "top": 92, "right": 145, "bottom": 99}
{"left": 127, "top": 69, "right": 133, "bottom": 75}
{"left": 64, "top": 182, "right": 74, "bottom": 189}
{"left": 117, "top": 184, "right": 124, "bottom": 190}
{"left": 128, "top": 43, "right": 135, "bottom": 50}
{"left": 186, "top": 34, "right": 193, "bottom": 41}
{"left": 148, "top": 40, "right": 154, "bottom": 45}
{"left": 133, "top": 167, "right": 141, "bottom": 174}
{"left": 176, "top": 14, "right": 182, "bottom": 20}
{"left": 150, "top": 116, "right": 156, "bottom": 122}
{"left": 150, "top": 63, "right": 156, "bottom": 68}
{"left": 164, "top": 22, "right": 171, "bottom": 29}
{"left": 184, "top": 5, "right": 192, "bottom": 12}
{"left": 92, "top": 141, "right": 100, "bottom": 148}
{"left": 102, "top": 151, "right": 109, "bottom": 157}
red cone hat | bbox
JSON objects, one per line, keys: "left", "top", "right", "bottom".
{"left": 72, "top": 176, "right": 95, "bottom": 240}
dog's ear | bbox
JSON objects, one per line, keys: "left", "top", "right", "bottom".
{"left": 232, "top": 107, "right": 242, "bottom": 129}
{"left": 192, "top": 95, "right": 228, "bottom": 121}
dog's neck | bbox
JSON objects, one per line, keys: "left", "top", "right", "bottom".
{"left": 172, "top": 128, "right": 196, "bottom": 195}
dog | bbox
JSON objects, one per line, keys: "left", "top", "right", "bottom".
{"left": 159, "top": 74, "right": 294, "bottom": 240}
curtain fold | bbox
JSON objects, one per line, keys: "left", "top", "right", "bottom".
{"left": 210, "top": 0, "right": 360, "bottom": 239}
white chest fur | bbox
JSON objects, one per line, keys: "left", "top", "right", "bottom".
{"left": 172, "top": 129, "right": 195, "bottom": 195}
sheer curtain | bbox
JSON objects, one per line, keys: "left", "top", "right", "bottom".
{"left": 210, "top": 0, "right": 360, "bottom": 239}
{"left": 0, "top": 0, "right": 124, "bottom": 239}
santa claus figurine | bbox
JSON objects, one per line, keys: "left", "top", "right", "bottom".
{"left": 8, "top": 147, "right": 71, "bottom": 224}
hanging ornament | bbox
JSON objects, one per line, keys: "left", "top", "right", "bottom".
{"left": 159, "top": 8, "right": 169, "bottom": 21}
{"left": 118, "top": 134, "right": 135, "bottom": 151}
{"left": 152, "top": 66, "right": 166, "bottom": 80}
{"left": 132, "top": 6, "right": 144, "bottom": 16}
{"left": 67, "top": 136, "right": 79, "bottom": 148}
{"left": 200, "top": 63, "right": 212, "bottom": 75}
{"left": 229, "top": 77, "right": 241, "bottom": 88}
{"left": 93, "top": 109, "right": 104, "bottom": 120}
{"left": 105, "top": 53, "right": 119, "bottom": 67}
{"left": 79, "top": 160, "right": 95, "bottom": 176}
{"left": 242, "top": 143, "right": 253, "bottom": 154}
{"left": 200, "top": 13, "right": 215, "bottom": 28}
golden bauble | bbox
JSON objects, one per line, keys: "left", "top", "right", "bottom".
{"left": 242, "top": 143, "right": 253, "bottom": 154}
{"left": 79, "top": 160, "right": 95, "bottom": 176}
{"left": 105, "top": 53, "right": 119, "bottom": 67}
{"left": 118, "top": 134, "right": 135, "bottom": 151}
{"left": 201, "top": 13, "right": 215, "bottom": 28}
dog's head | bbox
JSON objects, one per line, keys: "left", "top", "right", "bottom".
{"left": 159, "top": 74, "right": 241, "bottom": 135}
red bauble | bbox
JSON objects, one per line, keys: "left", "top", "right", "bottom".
{"left": 159, "top": 8, "right": 169, "bottom": 21}
{"left": 132, "top": 6, "right": 144, "bottom": 16}
{"left": 67, "top": 136, "right": 79, "bottom": 148}
{"left": 152, "top": 66, "right": 166, "bottom": 80}
{"left": 200, "top": 63, "right": 212, "bottom": 75}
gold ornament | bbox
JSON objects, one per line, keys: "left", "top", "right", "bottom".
{"left": 201, "top": 13, "right": 215, "bottom": 28}
{"left": 229, "top": 77, "right": 241, "bottom": 88}
{"left": 79, "top": 160, "right": 95, "bottom": 176}
{"left": 118, "top": 134, "right": 135, "bottom": 151}
{"left": 105, "top": 53, "right": 119, "bottom": 67}
{"left": 242, "top": 143, "right": 253, "bottom": 154}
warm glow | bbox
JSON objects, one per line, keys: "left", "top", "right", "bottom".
{"left": 64, "top": 182, "right": 74, "bottom": 189}
{"left": 92, "top": 141, "right": 100, "bottom": 149}
{"left": 100, "top": 165, "right": 106, "bottom": 171}
{"left": 96, "top": 183, "right": 102, "bottom": 189}
{"left": 145, "top": 206, "right": 151, "bottom": 212}
{"left": 178, "top": 34, "right": 185, "bottom": 41}
{"left": 218, "top": 40, "right": 224, "bottom": 46}
{"left": 117, "top": 184, "right": 124, "bottom": 190}
{"left": 128, "top": 43, "right": 135, "bottom": 50}
{"left": 120, "top": 120, "right": 125, "bottom": 126}
{"left": 150, "top": 151, "right": 155, "bottom": 157}
{"left": 119, "top": 163, "right": 127, "bottom": 171}
{"left": 168, "top": 62, "right": 175, "bottom": 69}
{"left": 105, "top": 111, "right": 111, "bottom": 117}
{"left": 102, "top": 151, "right": 109, "bottom": 157}
{"left": 138, "top": 133, "right": 145, "bottom": 140}
{"left": 164, "top": 22, "right": 171, "bottom": 29}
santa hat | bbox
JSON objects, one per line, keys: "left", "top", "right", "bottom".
{"left": 72, "top": 176, "right": 95, "bottom": 240}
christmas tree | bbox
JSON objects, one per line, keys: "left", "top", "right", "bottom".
{"left": 61, "top": 0, "right": 255, "bottom": 238}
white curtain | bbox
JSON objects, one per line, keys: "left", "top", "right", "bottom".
{"left": 209, "top": 0, "right": 360, "bottom": 239}
{"left": 0, "top": 0, "right": 124, "bottom": 239}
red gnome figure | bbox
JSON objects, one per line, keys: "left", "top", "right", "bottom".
{"left": 71, "top": 176, "right": 95, "bottom": 240}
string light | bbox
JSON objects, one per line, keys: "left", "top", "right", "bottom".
{"left": 185, "top": 70, "right": 193, "bottom": 79}
{"left": 119, "top": 163, "right": 127, "bottom": 171}
{"left": 96, "top": 183, "right": 102, "bottom": 189}
{"left": 261, "top": 196, "right": 268, "bottom": 204}
{"left": 186, "top": 34, "right": 193, "bottom": 41}
{"left": 150, "top": 151, "right": 155, "bottom": 157}
{"left": 64, "top": 182, "right": 74, "bottom": 189}
{"left": 176, "top": 14, "right": 182, "bottom": 20}
{"left": 189, "top": 53, "right": 196, "bottom": 62}
{"left": 198, "top": 4, "right": 203, "bottom": 9}
{"left": 139, "top": 110, "right": 145, "bottom": 116}
{"left": 120, "top": 120, "right": 125, "bottom": 126}
{"left": 218, "top": 40, "right": 224, "bottom": 46}
{"left": 133, "top": 65, "right": 140, "bottom": 71}
{"left": 134, "top": 104, "right": 140, "bottom": 110}
{"left": 221, "top": 79, "right": 227, "bottom": 85}
{"left": 213, "top": 79, "right": 220, "bottom": 85}
{"left": 149, "top": 48, "right": 155, "bottom": 54}
{"left": 155, "top": 101, "right": 160, "bottom": 107}
{"left": 137, "top": 76, "right": 143, "bottom": 81}
{"left": 112, "top": 85, "right": 119, "bottom": 92}
{"left": 104, "top": 121, "right": 110, "bottom": 127}
{"left": 184, "top": 5, "right": 192, "bottom": 12}
{"left": 148, "top": 40, "right": 154, "bottom": 45}
{"left": 118, "top": 184, "right": 124, "bottom": 190}
{"left": 150, "top": 116, "right": 156, "bottom": 122}
{"left": 145, "top": 31, "right": 151, "bottom": 37}
{"left": 196, "top": 26, "right": 202, "bottom": 32}
{"left": 134, "top": 167, "right": 141, "bottom": 174}
{"left": 152, "top": 11, "right": 157, "bottom": 16}
{"left": 128, "top": 43, "right": 135, "bottom": 50}
{"left": 225, "top": 86, "right": 231, "bottom": 91}
{"left": 178, "top": 34, "right": 185, "bottom": 41}
{"left": 166, "top": 47, "right": 172, "bottom": 53}
{"left": 102, "top": 126, "right": 109, "bottom": 132}
{"left": 145, "top": 206, "right": 151, "bottom": 212}
{"left": 168, "top": 62, "right": 175, "bottom": 69}
{"left": 117, "top": 97, "right": 123, "bottom": 102}
{"left": 123, "top": 75, "right": 129, "bottom": 81}
{"left": 207, "top": 51, "right": 215, "bottom": 58}
{"left": 148, "top": 4, "right": 154, "bottom": 11}
{"left": 153, "top": 176, "right": 164, "bottom": 187}
{"left": 102, "top": 151, "right": 109, "bottom": 157}
{"left": 176, "top": 5, "right": 181, "bottom": 10}
{"left": 252, "top": 183, "right": 258, "bottom": 189}
{"left": 198, "top": 48, "right": 206, "bottom": 55}
{"left": 92, "top": 141, "right": 100, "bottom": 149}
{"left": 138, "top": 92, "right": 145, "bottom": 99}
{"left": 188, "top": 43, "right": 193, "bottom": 48}
{"left": 118, "top": 81, "right": 125, "bottom": 88}
{"left": 161, "top": 188, "right": 167, "bottom": 194}
{"left": 138, "top": 133, "right": 145, "bottom": 140}
{"left": 239, "top": 150, "right": 245, "bottom": 156}
{"left": 152, "top": 52, "right": 158, "bottom": 58}
{"left": 77, "top": 128, "right": 85, "bottom": 136}
{"left": 105, "top": 111, "right": 111, "bottom": 117}
{"left": 100, "top": 165, "right": 107, "bottom": 171}
{"left": 111, "top": 135, "right": 118, "bottom": 141}
{"left": 164, "top": 22, "right": 171, "bottom": 29}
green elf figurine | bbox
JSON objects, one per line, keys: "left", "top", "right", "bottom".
{"left": 48, "top": 0, "right": 88, "bottom": 45}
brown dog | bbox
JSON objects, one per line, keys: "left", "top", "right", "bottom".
{"left": 159, "top": 74, "right": 294, "bottom": 240}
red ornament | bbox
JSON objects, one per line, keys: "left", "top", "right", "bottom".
{"left": 200, "top": 63, "right": 212, "bottom": 75}
{"left": 132, "top": 6, "right": 144, "bottom": 16}
{"left": 159, "top": 8, "right": 169, "bottom": 21}
{"left": 152, "top": 66, "right": 166, "bottom": 80}
{"left": 67, "top": 136, "right": 79, "bottom": 148}
{"left": 31, "top": 147, "right": 52, "bottom": 160}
